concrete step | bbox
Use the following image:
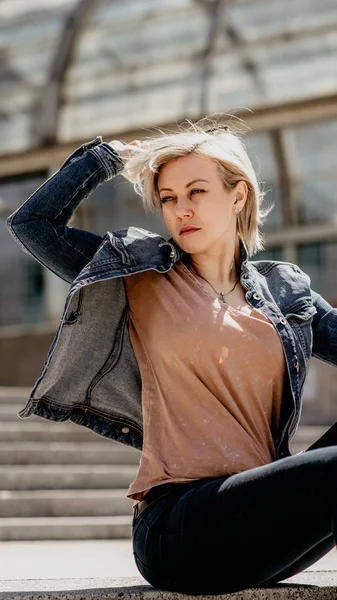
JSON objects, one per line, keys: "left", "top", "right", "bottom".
{"left": 0, "top": 438, "right": 315, "bottom": 462}
{"left": 0, "top": 387, "right": 31, "bottom": 404}
{"left": 0, "top": 442, "right": 140, "bottom": 464}
{"left": 0, "top": 489, "right": 133, "bottom": 518}
{"left": 0, "top": 515, "right": 132, "bottom": 541}
{"left": 0, "top": 421, "right": 329, "bottom": 445}
{"left": 291, "top": 425, "right": 330, "bottom": 444}
{"left": 0, "top": 422, "right": 105, "bottom": 442}
{"left": 290, "top": 425, "right": 331, "bottom": 454}
{"left": 0, "top": 421, "right": 329, "bottom": 449}
{"left": 289, "top": 442, "right": 326, "bottom": 454}
{"left": 290, "top": 444, "right": 308, "bottom": 454}
{"left": 0, "top": 465, "right": 137, "bottom": 490}
{"left": 0, "top": 404, "right": 41, "bottom": 421}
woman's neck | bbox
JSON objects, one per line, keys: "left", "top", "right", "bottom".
{"left": 188, "top": 237, "right": 241, "bottom": 292}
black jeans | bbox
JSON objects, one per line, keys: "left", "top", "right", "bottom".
{"left": 132, "top": 448, "right": 337, "bottom": 595}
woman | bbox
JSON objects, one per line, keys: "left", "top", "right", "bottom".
{"left": 7, "top": 121, "right": 337, "bottom": 594}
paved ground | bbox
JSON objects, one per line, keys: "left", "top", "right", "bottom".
{"left": 1, "top": 540, "right": 336, "bottom": 581}
{"left": 1, "top": 540, "right": 142, "bottom": 581}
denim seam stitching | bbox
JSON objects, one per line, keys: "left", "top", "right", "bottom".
{"left": 46, "top": 220, "right": 94, "bottom": 261}
{"left": 53, "top": 167, "right": 102, "bottom": 220}
{"left": 89, "top": 148, "right": 112, "bottom": 178}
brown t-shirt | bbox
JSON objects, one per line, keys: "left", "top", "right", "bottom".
{"left": 124, "top": 261, "right": 286, "bottom": 504}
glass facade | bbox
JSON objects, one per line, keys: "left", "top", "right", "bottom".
{"left": 2, "top": 0, "right": 337, "bottom": 153}
{"left": 90, "top": 175, "right": 168, "bottom": 238}
{"left": 253, "top": 247, "right": 284, "bottom": 262}
{"left": 298, "top": 242, "right": 337, "bottom": 302}
{"left": 245, "top": 121, "right": 337, "bottom": 304}
{"left": 292, "top": 120, "right": 337, "bottom": 225}
{"left": 246, "top": 133, "right": 282, "bottom": 232}
{"left": 0, "top": 173, "right": 46, "bottom": 325}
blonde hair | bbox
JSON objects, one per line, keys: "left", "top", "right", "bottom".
{"left": 125, "top": 119, "right": 272, "bottom": 256}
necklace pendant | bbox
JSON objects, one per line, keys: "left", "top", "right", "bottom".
{"left": 219, "top": 292, "right": 226, "bottom": 304}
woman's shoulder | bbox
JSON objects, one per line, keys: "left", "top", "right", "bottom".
{"left": 109, "top": 225, "right": 171, "bottom": 262}
{"left": 250, "top": 258, "right": 304, "bottom": 276}
{"left": 111, "top": 225, "right": 166, "bottom": 246}
{"left": 250, "top": 259, "right": 312, "bottom": 299}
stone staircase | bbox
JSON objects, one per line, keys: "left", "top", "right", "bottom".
{"left": 0, "top": 387, "right": 330, "bottom": 542}
{"left": 0, "top": 387, "right": 141, "bottom": 541}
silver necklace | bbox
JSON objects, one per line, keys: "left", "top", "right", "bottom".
{"left": 189, "top": 262, "right": 240, "bottom": 304}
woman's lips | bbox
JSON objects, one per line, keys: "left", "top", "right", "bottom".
{"left": 180, "top": 228, "right": 200, "bottom": 236}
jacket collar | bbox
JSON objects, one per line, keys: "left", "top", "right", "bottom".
{"left": 74, "top": 227, "right": 253, "bottom": 288}
{"left": 165, "top": 234, "right": 250, "bottom": 265}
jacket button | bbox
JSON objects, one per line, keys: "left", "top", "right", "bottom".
{"left": 279, "top": 317, "right": 287, "bottom": 325}
{"left": 253, "top": 293, "right": 261, "bottom": 300}
{"left": 121, "top": 427, "right": 129, "bottom": 434}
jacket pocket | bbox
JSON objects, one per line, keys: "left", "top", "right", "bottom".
{"left": 64, "top": 289, "right": 83, "bottom": 325}
{"left": 86, "top": 306, "right": 127, "bottom": 401}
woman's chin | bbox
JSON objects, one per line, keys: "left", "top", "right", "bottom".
{"left": 178, "top": 241, "right": 206, "bottom": 256}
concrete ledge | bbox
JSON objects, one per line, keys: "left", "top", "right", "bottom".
{"left": 0, "top": 327, "right": 56, "bottom": 387}
{"left": 1, "top": 573, "right": 337, "bottom": 600}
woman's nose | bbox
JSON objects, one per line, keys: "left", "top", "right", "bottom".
{"left": 175, "top": 199, "right": 193, "bottom": 218}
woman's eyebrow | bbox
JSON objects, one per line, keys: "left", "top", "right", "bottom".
{"left": 159, "top": 179, "right": 209, "bottom": 193}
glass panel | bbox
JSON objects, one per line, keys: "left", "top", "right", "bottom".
{"left": 253, "top": 247, "right": 284, "bottom": 262}
{"left": 230, "top": 0, "right": 337, "bottom": 43}
{"left": 298, "top": 177, "right": 337, "bottom": 224}
{"left": 23, "top": 259, "right": 44, "bottom": 323}
{"left": 3, "top": 0, "right": 337, "bottom": 151}
{"left": 0, "top": 172, "right": 47, "bottom": 325}
{"left": 89, "top": 175, "right": 168, "bottom": 238}
{"left": 293, "top": 120, "right": 337, "bottom": 175}
{"left": 292, "top": 120, "right": 337, "bottom": 224}
{"left": 298, "top": 242, "right": 337, "bottom": 302}
{"left": 0, "top": 1, "right": 78, "bottom": 154}
{"left": 246, "top": 133, "right": 282, "bottom": 231}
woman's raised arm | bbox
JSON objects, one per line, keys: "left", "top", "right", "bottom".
{"left": 6, "top": 137, "right": 125, "bottom": 283}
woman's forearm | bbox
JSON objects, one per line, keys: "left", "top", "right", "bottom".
{"left": 7, "top": 137, "right": 124, "bottom": 283}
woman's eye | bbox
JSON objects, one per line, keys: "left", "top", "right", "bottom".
{"left": 160, "top": 190, "right": 205, "bottom": 203}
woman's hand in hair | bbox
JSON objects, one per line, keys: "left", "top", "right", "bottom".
{"left": 108, "top": 139, "right": 144, "bottom": 181}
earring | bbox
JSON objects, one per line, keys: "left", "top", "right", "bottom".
{"left": 234, "top": 208, "right": 240, "bottom": 214}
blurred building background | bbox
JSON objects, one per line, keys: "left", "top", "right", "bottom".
{"left": 1, "top": 0, "right": 337, "bottom": 423}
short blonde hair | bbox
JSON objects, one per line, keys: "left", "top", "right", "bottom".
{"left": 125, "top": 119, "right": 272, "bottom": 256}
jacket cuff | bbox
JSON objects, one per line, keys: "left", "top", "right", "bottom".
{"left": 59, "top": 136, "right": 103, "bottom": 170}
{"left": 89, "top": 143, "right": 124, "bottom": 180}
{"left": 59, "top": 137, "right": 124, "bottom": 181}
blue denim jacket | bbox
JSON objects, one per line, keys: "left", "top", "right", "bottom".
{"left": 7, "top": 137, "right": 337, "bottom": 459}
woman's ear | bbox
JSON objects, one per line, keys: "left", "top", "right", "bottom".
{"left": 234, "top": 181, "right": 248, "bottom": 209}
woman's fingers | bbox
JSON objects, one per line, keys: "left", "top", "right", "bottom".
{"left": 107, "top": 140, "right": 147, "bottom": 182}
{"left": 108, "top": 140, "right": 144, "bottom": 163}
{"left": 108, "top": 140, "right": 125, "bottom": 152}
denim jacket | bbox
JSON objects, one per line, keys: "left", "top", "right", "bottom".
{"left": 7, "top": 137, "right": 337, "bottom": 459}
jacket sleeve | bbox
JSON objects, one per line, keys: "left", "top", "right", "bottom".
{"left": 6, "top": 137, "right": 124, "bottom": 283}
{"left": 311, "top": 288, "right": 337, "bottom": 367}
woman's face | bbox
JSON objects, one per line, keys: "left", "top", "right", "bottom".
{"left": 157, "top": 154, "right": 246, "bottom": 255}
